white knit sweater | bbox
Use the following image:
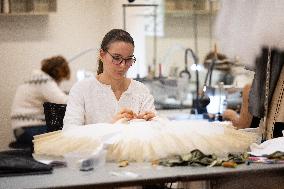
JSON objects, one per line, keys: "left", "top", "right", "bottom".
{"left": 11, "top": 70, "right": 68, "bottom": 129}
{"left": 63, "top": 77, "right": 156, "bottom": 128}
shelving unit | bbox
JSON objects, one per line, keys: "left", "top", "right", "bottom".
{"left": 165, "top": 0, "right": 219, "bottom": 17}
{"left": 0, "top": 0, "right": 56, "bottom": 16}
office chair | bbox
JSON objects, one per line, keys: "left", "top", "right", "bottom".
{"left": 43, "top": 102, "right": 67, "bottom": 132}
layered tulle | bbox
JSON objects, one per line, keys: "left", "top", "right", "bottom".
{"left": 33, "top": 118, "right": 258, "bottom": 162}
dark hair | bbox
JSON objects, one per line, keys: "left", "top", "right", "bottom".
{"left": 41, "top": 55, "right": 70, "bottom": 82}
{"left": 203, "top": 51, "right": 230, "bottom": 71}
{"left": 97, "top": 29, "right": 134, "bottom": 75}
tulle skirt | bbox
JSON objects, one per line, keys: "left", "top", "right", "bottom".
{"left": 33, "top": 118, "right": 258, "bottom": 162}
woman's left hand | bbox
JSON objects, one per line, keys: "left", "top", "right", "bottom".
{"left": 136, "top": 111, "right": 156, "bottom": 121}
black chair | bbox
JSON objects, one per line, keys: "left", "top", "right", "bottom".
{"left": 8, "top": 141, "right": 31, "bottom": 151}
{"left": 43, "top": 102, "right": 67, "bottom": 132}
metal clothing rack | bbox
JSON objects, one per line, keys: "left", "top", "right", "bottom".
{"left": 192, "top": 0, "right": 199, "bottom": 56}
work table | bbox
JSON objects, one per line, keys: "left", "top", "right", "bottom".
{"left": 1, "top": 162, "right": 284, "bottom": 189}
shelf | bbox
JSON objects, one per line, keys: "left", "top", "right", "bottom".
{"left": 165, "top": 9, "right": 218, "bottom": 17}
{"left": 165, "top": 0, "right": 219, "bottom": 17}
{"left": 0, "top": 0, "right": 56, "bottom": 15}
{"left": 0, "top": 12, "right": 52, "bottom": 16}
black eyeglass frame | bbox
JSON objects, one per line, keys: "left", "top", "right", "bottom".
{"left": 105, "top": 49, "right": 136, "bottom": 66}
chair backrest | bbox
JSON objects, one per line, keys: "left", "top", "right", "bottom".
{"left": 43, "top": 102, "right": 67, "bottom": 132}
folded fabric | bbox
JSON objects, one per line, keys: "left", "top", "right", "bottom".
{"left": 249, "top": 137, "right": 284, "bottom": 157}
{"left": 0, "top": 150, "right": 52, "bottom": 177}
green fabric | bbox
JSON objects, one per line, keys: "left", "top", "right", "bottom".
{"left": 158, "top": 149, "right": 248, "bottom": 167}
{"left": 266, "top": 151, "right": 284, "bottom": 160}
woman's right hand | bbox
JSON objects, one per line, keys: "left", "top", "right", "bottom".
{"left": 223, "top": 109, "right": 239, "bottom": 124}
{"left": 112, "top": 108, "right": 137, "bottom": 123}
{"left": 136, "top": 111, "right": 156, "bottom": 121}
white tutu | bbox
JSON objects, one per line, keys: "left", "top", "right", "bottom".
{"left": 33, "top": 118, "right": 258, "bottom": 162}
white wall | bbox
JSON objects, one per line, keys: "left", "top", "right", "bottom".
{"left": 0, "top": 0, "right": 126, "bottom": 150}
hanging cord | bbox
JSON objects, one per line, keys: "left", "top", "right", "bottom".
{"left": 261, "top": 48, "right": 271, "bottom": 141}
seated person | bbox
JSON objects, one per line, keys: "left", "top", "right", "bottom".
{"left": 63, "top": 29, "right": 156, "bottom": 128}
{"left": 11, "top": 55, "right": 70, "bottom": 147}
{"left": 203, "top": 51, "right": 234, "bottom": 86}
{"left": 223, "top": 84, "right": 253, "bottom": 129}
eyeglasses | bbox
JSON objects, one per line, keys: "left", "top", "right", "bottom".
{"left": 105, "top": 50, "right": 136, "bottom": 67}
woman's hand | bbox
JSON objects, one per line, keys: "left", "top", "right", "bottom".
{"left": 136, "top": 111, "right": 156, "bottom": 121}
{"left": 223, "top": 109, "right": 239, "bottom": 124}
{"left": 112, "top": 108, "right": 137, "bottom": 123}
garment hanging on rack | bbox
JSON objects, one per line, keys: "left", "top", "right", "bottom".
{"left": 266, "top": 66, "right": 284, "bottom": 139}
{"left": 215, "top": 0, "right": 284, "bottom": 139}
{"left": 249, "top": 48, "right": 284, "bottom": 119}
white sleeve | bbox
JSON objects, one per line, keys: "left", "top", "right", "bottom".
{"left": 63, "top": 82, "right": 85, "bottom": 128}
{"left": 40, "top": 80, "right": 68, "bottom": 104}
{"left": 140, "top": 90, "right": 157, "bottom": 114}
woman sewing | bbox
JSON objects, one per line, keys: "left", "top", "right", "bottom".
{"left": 63, "top": 29, "right": 156, "bottom": 128}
